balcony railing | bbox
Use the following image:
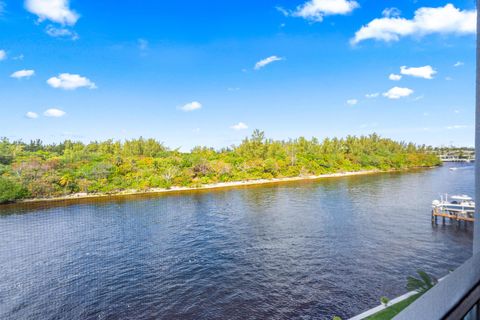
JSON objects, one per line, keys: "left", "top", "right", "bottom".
{"left": 393, "top": 253, "right": 480, "bottom": 319}
{"left": 394, "top": 2, "right": 480, "bottom": 319}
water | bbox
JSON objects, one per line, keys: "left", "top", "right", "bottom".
{"left": 0, "top": 164, "right": 474, "bottom": 320}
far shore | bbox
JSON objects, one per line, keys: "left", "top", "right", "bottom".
{"left": 4, "top": 167, "right": 435, "bottom": 207}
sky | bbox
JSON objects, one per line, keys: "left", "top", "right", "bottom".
{"left": 0, "top": 0, "right": 476, "bottom": 150}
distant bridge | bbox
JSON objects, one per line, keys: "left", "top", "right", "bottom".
{"left": 439, "top": 155, "right": 475, "bottom": 162}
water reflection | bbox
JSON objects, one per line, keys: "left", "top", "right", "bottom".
{"left": 0, "top": 164, "right": 473, "bottom": 319}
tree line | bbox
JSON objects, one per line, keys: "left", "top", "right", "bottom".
{"left": 0, "top": 131, "right": 441, "bottom": 203}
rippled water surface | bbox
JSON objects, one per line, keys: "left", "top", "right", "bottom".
{"left": 0, "top": 164, "right": 474, "bottom": 319}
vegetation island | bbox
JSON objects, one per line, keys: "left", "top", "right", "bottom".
{"left": 0, "top": 131, "right": 441, "bottom": 204}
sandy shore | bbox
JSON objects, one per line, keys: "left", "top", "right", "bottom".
{"left": 10, "top": 168, "right": 431, "bottom": 206}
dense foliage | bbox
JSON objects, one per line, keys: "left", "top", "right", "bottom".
{"left": 0, "top": 131, "right": 441, "bottom": 203}
{"left": 0, "top": 176, "right": 28, "bottom": 204}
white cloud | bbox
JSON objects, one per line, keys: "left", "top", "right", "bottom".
{"left": 11, "top": 69, "right": 35, "bottom": 79}
{"left": 228, "top": 87, "right": 240, "bottom": 92}
{"left": 180, "top": 101, "right": 202, "bottom": 112}
{"left": 254, "top": 56, "right": 284, "bottom": 70}
{"left": 389, "top": 73, "right": 402, "bottom": 81}
{"left": 25, "top": 111, "right": 39, "bottom": 119}
{"left": 445, "top": 76, "right": 453, "bottom": 81}
{"left": 25, "top": 0, "right": 79, "bottom": 25}
{"left": 400, "top": 65, "right": 436, "bottom": 79}
{"left": 13, "top": 54, "right": 24, "bottom": 60}
{"left": 382, "top": 7, "right": 401, "bottom": 18}
{"left": 360, "top": 122, "right": 378, "bottom": 129}
{"left": 44, "top": 108, "right": 66, "bottom": 117}
{"left": 60, "top": 131, "right": 83, "bottom": 139}
{"left": 138, "top": 38, "right": 148, "bottom": 51}
{"left": 231, "top": 122, "right": 248, "bottom": 130}
{"left": 346, "top": 99, "right": 358, "bottom": 106}
{"left": 47, "top": 73, "right": 96, "bottom": 90}
{"left": 383, "top": 87, "right": 414, "bottom": 99}
{"left": 282, "top": 0, "right": 359, "bottom": 22}
{"left": 454, "top": 61, "right": 464, "bottom": 67}
{"left": 446, "top": 125, "right": 468, "bottom": 130}
{"left": 365, "top": 92, "right": 379, "bottom": 98}
{"left": 276, "top": 6, "right": 289, "bottom": 16}
{"left": 45, "top": 25, "right": 78, "bottom": 40}
{"left": 0, "top": 1, "right": 5, "bottom": 16}
{"left": 351, "top": 4, "right": 476, "bottom": 45}
{"left": 0, "top": 50, "right": 6, "bottom": 61}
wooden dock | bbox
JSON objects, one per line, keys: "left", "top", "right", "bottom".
{"left": 432, "top": 208, "right": 474, "bottom": 224}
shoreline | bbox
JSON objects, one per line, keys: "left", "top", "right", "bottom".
{"left": 5, "top": 168, "right": 432, "bottom": 206}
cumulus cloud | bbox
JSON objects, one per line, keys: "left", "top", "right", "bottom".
{"left": 45, "top": 25, "right": 78, "bottom": 40}
{"left": 346, "top": 99, "right": 358, "bottom": 106}
{"left": 383, "top": 87, "right": 414, "bottom": 99}
{"left": 25, "top": 0, "right": 79, "bottom": 25}
{"left": 231, "top": 122, "right": 248, "bottom": 130}
{"left": 47, "top": 73, "right": 96, "bottom": 90}
{"left": 280, "top": 0, "right": 359, "bottom": 22}
{"left": 400, "top": 65, "right": 436, "bottom": 79}
{"left": 389, "top": 73, "right": 402, "bottom": 81}
{"left": 180, "top": 101, "right": 202, "bottom": 112}
{"left": 11, "top": 69, "right": 35, "bottom": 79}
{"left": 351, "top": 4, "right": 476, "bottom": 45}
{"left": 25, "top": 111, "right": 39, "bottom": 119}
{"left": 454, "top": 61, "right": 464, "bottom": 67}
{"left": 0, "top": 49, "right": 6, "bottom": 61}
{"left": 365, "top": 92, "right": 379, "bottom": 98}
{"left": 254, "top": 56, "right": 284, "bottom": 70}
{"left": 44, "top": 108, "right": 66, "bottom": 117}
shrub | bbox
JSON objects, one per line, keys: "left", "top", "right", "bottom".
{"left": 380, "top": 296, "right": 390, "bottom": 306}
{"left": 0, "top": 176, "right": 28, "bottom": 204}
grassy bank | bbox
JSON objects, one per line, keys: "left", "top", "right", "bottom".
{"left": 365, "top": 293, "right": 422, "bottom": 320}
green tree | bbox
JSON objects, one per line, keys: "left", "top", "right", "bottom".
{"left": 0, "top": 133, "right": 442, "bottom": 202}
{"left": 0, "top": 176, "right": 28, "bottom": 204}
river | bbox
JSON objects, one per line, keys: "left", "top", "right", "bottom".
{"left": 0, "top": 163, "right": 474, "bottom": 319}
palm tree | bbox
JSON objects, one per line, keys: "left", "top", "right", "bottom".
{"left": 406, "top": 270, "right": 438, "bottom": 293}
{"left": 59, "top": 173, "right": 74, "bottom": 194}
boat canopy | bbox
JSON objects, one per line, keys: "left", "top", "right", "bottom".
{"left": 450, "top": 195, "right": 473, "bottom": 201}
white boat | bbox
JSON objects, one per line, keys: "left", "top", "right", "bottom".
{"left": 432, "top": 194, "right": 475, "bottom": 219}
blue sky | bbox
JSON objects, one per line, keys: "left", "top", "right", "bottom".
{"left": 0, "top": 0, "right": 476, "bottom": 150}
